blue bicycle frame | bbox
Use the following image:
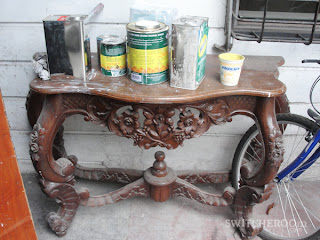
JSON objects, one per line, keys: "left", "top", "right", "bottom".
{"left": 277, "top": 128, "right": 320, "bottom": 181}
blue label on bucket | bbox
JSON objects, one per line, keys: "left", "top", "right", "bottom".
{"left": 222, "top": 66, "right": 241, "bottom": 71}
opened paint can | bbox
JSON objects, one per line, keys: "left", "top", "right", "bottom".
{"left": 127, "top": 20, "right": 169, "bottom": 85}
{"left": 100, "top": 36, "right": 126, "bottom": 77}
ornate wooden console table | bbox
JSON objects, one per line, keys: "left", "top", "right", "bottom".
{"left": 26, "top": 55, "right": 289, "bottom": 239}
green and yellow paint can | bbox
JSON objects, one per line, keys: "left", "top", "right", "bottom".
{"left": 126, "top": 20, "right": 169, "bottom": 85}
{"left": 100, "top": 36, "right": 126, "bottom": 77}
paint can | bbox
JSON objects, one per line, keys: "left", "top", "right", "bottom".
{"left": 170, "top": 16, "right": 209, "bottom": 90}
{"left": 97, "top": 35, "right": 119, "bottom": 66}
{"left": 100, "top": 36, "right": 127, "bottom": 77}
{"left": 127, "top": 20, "right": 169, "bottom": 85}
{"left": 43, "top": 15, "right": 92, "bottom": 80}
{"left": 85, "top": 35, "right": 91, "bottom": 72}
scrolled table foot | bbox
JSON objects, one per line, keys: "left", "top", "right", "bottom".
{"left": 233, "top": 183, "right": 274, "bottom": 239}
{"left": 41, "top": 179, "right": 81, "bottom": 237}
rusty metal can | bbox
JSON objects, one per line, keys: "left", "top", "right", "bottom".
{"left": 126, "top": 20, "right": 169, "bottom": 85}
{"left": 170, "top": 16, "right": 209, "bottom": 90}
{"left": 100, "top": 36, "right": 126, "bottom": 77}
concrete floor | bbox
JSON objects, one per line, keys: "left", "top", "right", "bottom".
{"left": 20, "top": 163, "right": 262, "bottom": 240}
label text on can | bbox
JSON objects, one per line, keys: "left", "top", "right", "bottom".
{"left": 100, "top": 44, "right": 126, "bottom": 77}
{"left": 127, "top": 30, "right": 168, "bottom": 84}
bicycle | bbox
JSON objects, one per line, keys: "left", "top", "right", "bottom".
{"left": 232, "top": 59, "right": 320, "bottom": 240}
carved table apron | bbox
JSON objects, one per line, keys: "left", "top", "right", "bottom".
{"left": 27, "top": 55, "right": 289, "bottom": 238}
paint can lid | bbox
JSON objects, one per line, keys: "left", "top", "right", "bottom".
{"left": 127, "top": 20, "right": 168, "bottom": 33}
{"left": 173, "top": 16, "right": 209, "bottom": 27}
{"left": 97, "top": 35, "right": 120, "bottom": 41}
{"left": 135, "top": 20, "right": 160, "bottom": 30}
{"left": 101, "top": 35, "right": 125, "bottom": 45}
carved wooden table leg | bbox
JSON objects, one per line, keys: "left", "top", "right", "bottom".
{"left": 233, "top": 97, "right": 284, "bottom": 238}
{"left": 29, "top": 94, "right": 81, "bottom": 236}
{"left": 26, "top": 90, "right": 67, "bottom": 159}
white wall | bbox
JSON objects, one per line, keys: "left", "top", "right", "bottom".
{"left": 1, "top": 0, "right": 320, "bottom": 172}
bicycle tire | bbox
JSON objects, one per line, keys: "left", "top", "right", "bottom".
{"left": 232, "top": 113, "right": 320, "bottom": 240}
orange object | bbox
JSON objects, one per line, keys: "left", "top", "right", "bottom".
{"left": 0, "top": 91, "right": 37, "bottom": 240}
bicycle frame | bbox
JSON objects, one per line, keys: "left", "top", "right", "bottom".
{"left": 277, "top": 128, "right": 320, "bottom": 181}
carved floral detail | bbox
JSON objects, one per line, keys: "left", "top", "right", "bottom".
{"left": 143, "top": 107, "right": 175, "bottom": 140}
{"left": 172, "top": 182, "right": 233, "bottom": 206}
{"left": 29, "top": 123, "right": 45, "bottom": 163}
{"left": 74, "top": 165, "right": 142, "bottom": 184}
{"left": 114, "top": 185, "right": 148, "bottom": 202}
{"left": 268, "top": 128, "right": 284, "bottom": 168}
{"left": 172, "top": 186, "right": 194, "bottom": 199}
{"left": 109, "top": 99, "right": 232, "bottom": 149}
{"left": 177, "top": 110, "right": 203, "bottom": 138}
{"left": 115, "top": 109, "right": 139, "bottom": 135}
{"left": 62, "top": 94, "right": 238, "bottom": 149}
{"left": 179, "top": 173, "right": 230, "bottom": 184}
{"left": 86, "top": 96, "right": 112, "bottom": 126}
{"left": 79, "top": 178, "right": 149, "bottom": 207}
{"left": 101, "top": 172, "right": 132, "bottom": 183}
{"left": 204, "top": 99, "right": 232, "bottom": 125}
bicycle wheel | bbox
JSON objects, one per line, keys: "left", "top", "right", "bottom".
{"left": 232, "top": 113, "right": 320, "bottom": 240}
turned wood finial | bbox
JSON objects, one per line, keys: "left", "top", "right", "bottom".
{"left": 152, "top": 151, "right": 167, "bottom": 177}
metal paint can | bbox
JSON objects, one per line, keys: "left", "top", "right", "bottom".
{"left": 43, "top": 15, "right": 91, "bottom": 81}
{"left": 85, "top": 35, "right": 91, "bottom": 72}
{"left": 170, "top": 16, "right": 209, "bottom": 90}
{"left": 100, "top": 36, "right": 126, "bottom": 77}
{"left": 126, "top": 20, "right": 169, "bottom": 85}
{"left": 96, "top": 35, "right": 119, "bottom": 66}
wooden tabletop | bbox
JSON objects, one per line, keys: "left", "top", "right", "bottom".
{"left": 30, "top": 54, "right": 286, "bottom": 104}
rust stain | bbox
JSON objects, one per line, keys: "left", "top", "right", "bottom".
{"left": 266, "top": 202, "right": 275, "bottom": 215}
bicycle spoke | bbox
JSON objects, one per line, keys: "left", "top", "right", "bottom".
{"left": 282, "top": 182, "right": 289, "bottom": 237}
{"left": 280, "top": 182, "right": 320, "bottom": 223}
{"left": 264, "top": 188, "right": 282, "bottom": 236}
{"left": 288, "top": 183, "right": 320, "bottom": 209}
{"left": 292, "top": 177, "right": 319, "bottom": 182}
{"left": 250, "top": 140, "right": 262, "bottom": 162}
{"left": 284, "top": 182, "right": 308, "bottom": 235}
{"left": 289, "top": 135, "right": 307, "bottom": 163}
{"left": 276, "top": 183, "right": 291, "bottom": 237}
{"left": 253, "top": 136, "right": 263, "bottom": 147}
{"left": 244, "top": 150, "right": 260, "bottom": 163}
{"left": 286, "top": 126, "right": 301, "bottom": 167}
{"left": 292, "top": 182, "right": 320, "bottom": 199}
{"left": 281, "top": 182, "right": 299, "bottom": 236}
{"left": 290, "top": 158, "right": 319, "bottom": 177}
{"left": 289, "top": 181, "right": 316, "bottom": 229}
{"left": 245, "top": 136, "right": 262, "bottom": 163}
